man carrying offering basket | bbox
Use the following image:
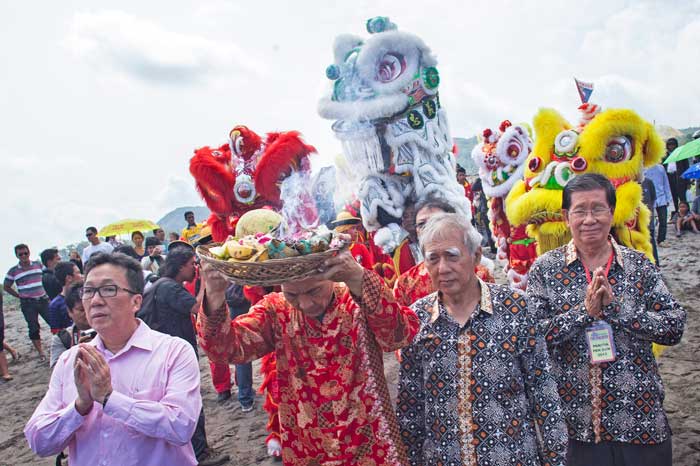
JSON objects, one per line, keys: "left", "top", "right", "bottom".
{"left": 198, "top": 247, "right": 420, "bottom": 465}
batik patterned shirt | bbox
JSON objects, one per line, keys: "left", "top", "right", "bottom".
{"left": 198, "top": 270, "right": 420, "bottom": 466}
{"left": 397, "top": 282, "right": 567, "bottom": 466}
{"left": 527, "top": 238, "right": 686, "bottom": 444}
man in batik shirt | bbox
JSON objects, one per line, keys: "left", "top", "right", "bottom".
{"left": 198, "top": 249, "right": 420, "bottom": 465}
{"left": 393, "top": 199, "right": 495, "bottom": 307}
{"left": 397, "top": 213, "right": 567, "bottom": 466}
{"left": 527, "top": 174, "right": 686, "bottom": 466}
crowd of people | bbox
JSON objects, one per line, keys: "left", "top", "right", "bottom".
{"left": 0, "top": 169, "right": 694, "bottom": 465}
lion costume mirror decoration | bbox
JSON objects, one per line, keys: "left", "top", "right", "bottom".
{"left": 318, "top": 16, "right": 471, "bottom": 254}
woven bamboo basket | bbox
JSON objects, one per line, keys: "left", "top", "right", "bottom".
{"left": 196, "top": 242, "right": 348, "bottom": 286}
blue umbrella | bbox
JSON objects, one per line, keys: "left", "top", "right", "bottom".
{"left": 681, "top": 162, "right": 700, "bottom": 180}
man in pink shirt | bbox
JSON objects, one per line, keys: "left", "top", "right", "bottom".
{"left": 25, "top": 252, "right": 202, "bottom": 466}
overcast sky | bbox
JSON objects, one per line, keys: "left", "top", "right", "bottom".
{"left": 1, "top": 0, "right": 698, "bottom": 272}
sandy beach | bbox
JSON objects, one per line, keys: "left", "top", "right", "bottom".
{"left": 1, "top": 233, "right": 698, "bottom": 466}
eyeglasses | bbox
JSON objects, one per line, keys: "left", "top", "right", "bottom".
{"left": 567, "top": 207, "right": 611, "bottom": 219}
{"left": 86, "top": 232, "right": 95, "bottom": 238}
{"left": 17, "top": 251, "right": 29, "bottom": 257}
{"left": 79, "top": 284, "right": 138, "bottom": 299}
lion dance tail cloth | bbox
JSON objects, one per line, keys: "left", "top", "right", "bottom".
{"left": 471, "top": 120, "right": 534, "bottom": 290}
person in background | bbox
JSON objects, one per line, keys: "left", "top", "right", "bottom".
{"left": 105, "top": 236, "right": 123, "bottom": 249}
{"left": 641, "top": 174, "right": 659, "bottom": 265}
{"left": 40, "top": 248, "right": 63, "bottom": 301}
{"left": 47, "top": 261, "right": 82, "bottom": 334}
{"left": 50, "top": 281, "right": 94, "bottom": 368}
{"left": 675, "top": 201, "right": 699, "bottom": 236}
{"left": 181, "top": 211, "right": 203, "bottom": 244}
{"left": 644, "top": 163, "right": 673, "bottom": 247}
{"left": 153, "top": 228, "right": 168, "bottom": 251}
{"left": 665, "top": 137, "right": 688, "bottom": 214}
{"left": 218, "top": 284, "right": 255, "bottom": 411}
{"left": 4, "top": 244, "right": 50, "bottom": 361}
{"left": 147, "top": 248, "right": 228, "bottom": 466}
{"left": 527, "top": 174, "right": 686, "bottom": 466}
{"left": 81, "top": 227, "right": 114, "bottom": 264}
{"left": 456, "top": 164, "right": 475, "bottom": 216}
{"left": 69, "top": 250, "right": 84, "bottom": 274}
{"left": 25, "top": 252, "right": 202, "bottom": 466}
{"left": 141, "top": 237, "right": 165, "bottom": 275}
{"left": 169, "top": 232, "right": 180, "bottom": 246}
{"left": 692, "top": 193, "right": 700, "bottom": 223}
{"left": 131, "top": 231, "right": 146, "bottom": 259}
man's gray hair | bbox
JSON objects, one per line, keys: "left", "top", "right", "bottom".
{"left": 419, "top": 213, "right": 482, "bottom": 255}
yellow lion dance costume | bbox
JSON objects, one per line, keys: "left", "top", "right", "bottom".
{"left": 505, "top": 103, "right": 664, "bottom": 261}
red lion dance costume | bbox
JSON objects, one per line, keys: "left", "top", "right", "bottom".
{"left": 189, "top": 125, "right": 316, "bottom": 458}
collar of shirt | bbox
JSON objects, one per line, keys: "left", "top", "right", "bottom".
{"left": 90, "top": 319, "right": 154, "bottom": 359}
{"left": 564, "top": 235, "right": 625, "bottom": 269}
{"left": 428, "top": 278, "right": 492, "bottom": 324}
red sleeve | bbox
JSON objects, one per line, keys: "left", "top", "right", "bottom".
{"left": 350, "top": 270, "right": 420, "bottom": 352}
{"left": 197, "top": 293, "right": 276, "bottom": 365}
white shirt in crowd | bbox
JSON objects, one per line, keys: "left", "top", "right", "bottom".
{"left": 81, "top": 242, "right": 114, "bottom": 264}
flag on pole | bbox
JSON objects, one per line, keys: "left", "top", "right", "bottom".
{"left": 574, "top": 78, "right": 594, "bottom": 104}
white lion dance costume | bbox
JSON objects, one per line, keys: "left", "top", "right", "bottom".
{"left": 318, "top": 16, "right": 471, "bottom": 255}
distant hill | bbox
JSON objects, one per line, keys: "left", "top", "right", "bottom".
{"left": 454, "top": 136, "right": 479, "bottom": 176}
{"left": 157, "top": 206, "right": 210, "bottom": 236}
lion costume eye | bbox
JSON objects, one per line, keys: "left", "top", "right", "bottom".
{"left": 605, "top": 136, "right": 632, "bottom": 163}
{"left": 376, "top": 53, "right": 406, "bottom": 83}
{"left": 554, "top": 130, "right": 579, "bottom": 156}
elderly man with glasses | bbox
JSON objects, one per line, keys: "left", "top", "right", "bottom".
{"left": 397, "top": 212, "right": 567, "bottom": 466}
{"left": 527, "top": 173, "right": 686, "bottom": 466}
{"left": 25, "top": 252, "right": 202, "bottom": 466}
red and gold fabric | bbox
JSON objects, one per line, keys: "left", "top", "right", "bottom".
{"left": 197, "top": 270, "right": 420, "bottom": 465}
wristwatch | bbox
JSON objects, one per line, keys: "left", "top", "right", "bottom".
{"left": 101, "top": 391, "right": 112, "bottom": 408}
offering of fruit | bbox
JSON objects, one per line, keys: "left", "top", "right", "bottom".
{"left": 207, "top": 226, "right": 347, "bottom": 263}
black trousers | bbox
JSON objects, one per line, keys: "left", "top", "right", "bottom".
{"left": 19, "top": 297, "right": 50, "bottom": 341}
{"left": 656, "top": 205, "right": 668, "bottom": 244}
{"left": 191, "top": 407, "right": 208, "bottom": 458}
{"left": 567, "top": 439, "right": 672, "bottom": 466}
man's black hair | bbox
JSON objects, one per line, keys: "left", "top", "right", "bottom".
{"left": 160, "top": 248, "right": 195, "bottom": 280}
{"left": 145, "top": 237, "right": 162, "bottom": 248}
{"left": 84, "top": 252, "right": 144, "bottom": 295}
{"left": 65, "top": 281, "right": 83, "bottom": 311}
{"left": 184, "top": 211, "right": 194, "bottom": 218}
{"left": 14, "top": 243, "right": 29, "bottom": 254}
{"left": 55, "top": 261, "right": 78, "bottom": 286}
{"left": 86, "top": 226, "right": 98, "bottom": 235}
{"left": 666, "top": 137, "right": 678, "bottom": 146}
{"left": 40, "top": 248, "right": 59, "bottom": 266}
{"left": 562, "top": 173, "right": 616, "bottom": 211}
{"left": 456, "top": 165, "right": 466, "bottom": 174}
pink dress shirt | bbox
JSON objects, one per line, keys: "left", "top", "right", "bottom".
{"left": 25, "top": 320, "right": 201, "bottom": 466}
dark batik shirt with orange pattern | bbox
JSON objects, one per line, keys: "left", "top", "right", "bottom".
{"left": 197, "top": 270, "right": 420, "bottom": 466}
{"left": 397, "top": 282, "right": 568, "bottom": 466}
{"left": 527, "top": 238, "right": 686, "bottom": 445}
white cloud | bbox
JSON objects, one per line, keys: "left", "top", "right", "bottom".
{"left": 64, "top": 10, "right": 263, "bottom": 85}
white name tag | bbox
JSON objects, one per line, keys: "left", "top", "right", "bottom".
{"left": 586, "top": 321, "right": 616, "bottom": 364}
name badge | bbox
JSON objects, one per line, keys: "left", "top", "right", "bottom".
{"left": 586, "top": 321, "right": 616, "bottom": 364}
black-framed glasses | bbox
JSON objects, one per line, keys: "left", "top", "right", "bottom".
{"left": 79, "top": 284, "right": 138, "bottom": 299}
{"left": 86, "top": 232, "right": 95, "bottom": 238}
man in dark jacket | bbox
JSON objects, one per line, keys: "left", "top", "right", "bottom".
{"left": 40, "top": 249, "right": 62, "bottom": 300}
